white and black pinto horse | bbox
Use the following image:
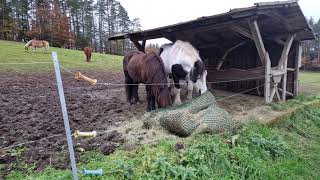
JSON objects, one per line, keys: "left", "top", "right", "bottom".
{"left": 159, "top": 40, "right": 208, "bottom": 105}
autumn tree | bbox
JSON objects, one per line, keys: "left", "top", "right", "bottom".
{"left": 1, "top": 0, "right": 141, "bottom": 53}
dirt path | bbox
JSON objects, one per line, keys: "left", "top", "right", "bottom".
{"left": 0, "top": 72, "right": 146, "bottom": 175}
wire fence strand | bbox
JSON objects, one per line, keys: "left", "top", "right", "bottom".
{"left": 0, "top": 62, "right": 52, "bottom": 65}
{"left": 216, "top": 84, "right": 265, "bottom": 102}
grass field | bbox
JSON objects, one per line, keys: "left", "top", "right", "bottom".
{"left": 300, "top": 71, "right": 320, "bottom": 85}
{"left": 1, "top": 40, "right": 320, "bottom": 179}
{"left": 0, "top": 40, "right": 123, "bottom": 73}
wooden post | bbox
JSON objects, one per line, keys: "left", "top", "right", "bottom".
{"left": 248, "top": 19, "right": 272, "bottom": 103}
{"left": 277, "top": 34, "right": 296, "bottom": 69}
{"left": 249, "top": 20, "right": 266, "bottom": 66}
{"left": 278, "top": 34, "right": 295, "bottom": 101}
{"left": 294, "top": 42, "right": 302, "bottom": 96}
{"left": 282, "top": 72, "right": 287, "bottom": 101}
{"left": 265, "top": 52, "right": 271, "bottom": 103}
{"left": 131, "top": 39, "right": 146, "bottom": 52}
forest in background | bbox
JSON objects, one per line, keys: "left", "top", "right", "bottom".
{"left": 303, "top": 17, "right": 320, "bottom": 63}
{"left": 0, "top": 0, "right": 319, "bottom": 57}
{"left": 0, "top": 0, "right": 141, "bottom": 54}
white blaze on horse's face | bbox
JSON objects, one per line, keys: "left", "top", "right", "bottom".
{"left": 194, "top": 70, "right": 207, "bottom": 94}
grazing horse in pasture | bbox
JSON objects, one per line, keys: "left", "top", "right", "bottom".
{"left": 84, "top": 47, "right": 93, "bottom": 62}
{"left": 123, "top": 50, "right": 172, "bottom": 111}
{"left": 24, "top": 40, "right": 50, "bottom": 53}
{"left": 159, "top": 40, "right": 207, "bottom": 105}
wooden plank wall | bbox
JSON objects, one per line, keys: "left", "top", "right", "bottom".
{"left": 203, "top": 40, "right": 297, "bottom": 97}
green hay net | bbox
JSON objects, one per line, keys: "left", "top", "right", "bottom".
{"left": 143, "top": 92, "right": 234, "bottom": 137}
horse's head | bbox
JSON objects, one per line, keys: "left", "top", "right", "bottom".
{"left": 156, "top": 85, "right": 172, "bottom": 108}
{"left": 191, "top": 60, "right": 208, "bottom": 94}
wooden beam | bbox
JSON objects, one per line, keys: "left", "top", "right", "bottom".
{"left": 163, "top": 36, "right": 175, "bottom": 42}
{"left": 277, "top": 34, "right": 296, "bottom": 68}
{"left": 277, "top": 34, "right": 295, "bottom": 102}
{"left": 207, "top": 67, "right": 265, "bottom": 81}
{"left": 271, "top": 69, "right": 286, "bottom": 76}
{"left": 248, "top": 20, "right": 266, "bottom": 66}
{"left": 275, "top": 88, "right": 282, "bottom": 101}
{"left": 265, "top": 52, "right": 272, "bottom": 103}
{"left": 230, "top": 25, "right": 253, "bottom": 40}
{"left": 131, "top": 39, "right": 145, "bottom": 52}
{"left": 141, "top": 40, "right": 146, "bottom": 50}
{"left": 278, "top": 88, "right": 294, "bottom": 97}
{"left": 294, "top": 43, "right": 302, "bottom": 96}
{"left": 216, "top": 41, "right": 247, "bottom": 70}
{"left": 222, "top": 42, "right": 247, "bottom": 59}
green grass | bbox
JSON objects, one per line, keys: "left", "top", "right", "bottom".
{"left": 5, "top": 105, "right": 320, "bottom": 179}
{"left": 270, "top": 94, "right": 318, "bottom": 111}
{"left": 300, "top": 71, "right": 320, "bottom": 86}
{"left": 0, "top": 40, "right": 123, "bottom": 73}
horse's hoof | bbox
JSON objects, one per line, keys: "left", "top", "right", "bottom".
{"left": 187, "top": 94, "right": 192, "bottom": 100}
{"left": 174, "top": 100, "right": 182, "bottom": 105}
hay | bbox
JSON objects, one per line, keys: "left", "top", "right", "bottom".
{"left": 143, "top": 92, "right": 234, "bottom": 137}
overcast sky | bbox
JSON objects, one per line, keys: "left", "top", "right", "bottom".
{"left": 118, "top": 0, "right": 320, "bottom": 44}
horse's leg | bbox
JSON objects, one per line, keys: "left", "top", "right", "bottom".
{"left": 132, "top": 83, "right": 140, "bottom": 103}
{"left": 172, "top": 77, "right": 182, "bottom": 105}
{"left": 187, "top": 79, "right": 194, "bottom": 100}
{"left": 124, "top": 71, "right": 133, "bottom": 103}
{"left": 172, "top": 64, "right": 187, "bottom": 105}
{"left": 151, "top": 94, "right": 156, "bottom": 110}
{"left": 146, "top": 85, "right": 152, "bottom": 111}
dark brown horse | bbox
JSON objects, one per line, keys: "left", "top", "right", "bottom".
{"left": 84, "top": 47, "right": 92, "bottom": 62}
{"left": 123, "top": 50, "right": 172, "bottom": 111}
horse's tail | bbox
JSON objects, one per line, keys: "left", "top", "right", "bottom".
{"left": 25, "top": 40, "right": 32, "bottom": 47}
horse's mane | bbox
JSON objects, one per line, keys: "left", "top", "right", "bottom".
{"left": 163, "top": 40, "right": 201, "bottom": 62}
{"left": 25, "top": 40, "right": 33, "bottom": 47}
{"left": 145, "top": 52, "right": 167, "bottom": 84}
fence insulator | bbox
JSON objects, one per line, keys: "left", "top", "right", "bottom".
{"left": 82, "top": 169, "right": 103, "bottom": 176}
{"left": 73, "top": 130, "right": 97, "bottom": 138}
{"left": 75, "top": 72, "right": 97, "bottom": 85}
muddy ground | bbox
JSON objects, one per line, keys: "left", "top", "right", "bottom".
{"left": 0, "top": 71, "right": 269, "bottom": 177}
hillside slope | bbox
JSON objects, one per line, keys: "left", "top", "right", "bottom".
{"left": 0, "top": 40, "right": 123, "bottom": 73}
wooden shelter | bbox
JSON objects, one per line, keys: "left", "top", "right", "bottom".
{"left": 108, "top": 0, "right": 315, "bottom": 103}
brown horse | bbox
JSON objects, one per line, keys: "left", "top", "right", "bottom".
{"left": 84, "top": 47, "right": 93, "bottom": 62}
{"left": 25, "top": 40, "right": 50, "bottom": 53}
{"left": 123, "top": 50, "right": 172, "bottom": 111}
